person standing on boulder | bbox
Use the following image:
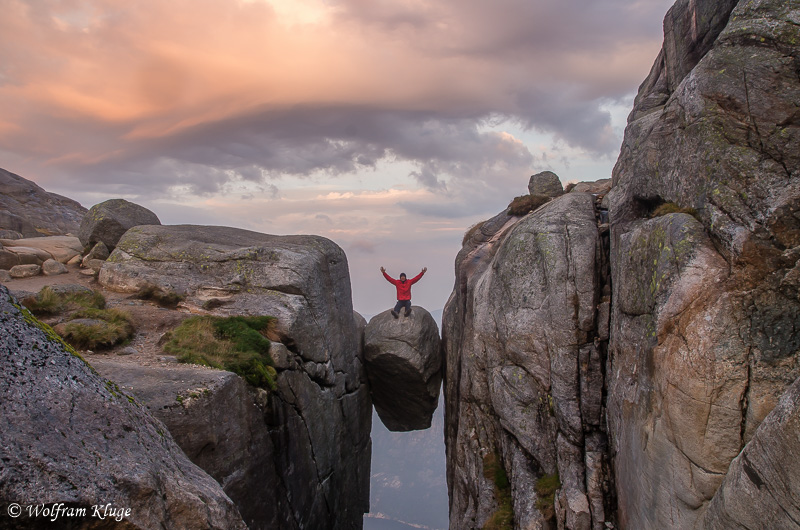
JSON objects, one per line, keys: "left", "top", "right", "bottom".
{"left": 380, "top": 266, "right": 427, "bottom": 318}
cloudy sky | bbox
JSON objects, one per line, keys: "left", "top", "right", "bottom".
{"left": 0, "top": 0, "right": 674, "bottom": 315}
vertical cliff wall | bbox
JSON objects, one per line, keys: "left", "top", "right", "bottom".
{"left": 99, "top": 225, "right": 372, "bottom": 529}
{"left": 443, "top": 0, "right": 800, "bottom": 528}
{"left": 608, "top": 0, "right": 800, "bottom": 526}
{"left": 443, "top": 193, "right": 612, "bottom": 529}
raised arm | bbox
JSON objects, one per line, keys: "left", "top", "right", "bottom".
{"left": 380, "top": 267, "right": 397, "bottom": 284}
{"left": 408, "top": 267, "right": 427, "bottom": 284}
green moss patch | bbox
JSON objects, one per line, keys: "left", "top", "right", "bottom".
{"left": 508, "top": 194, "right": 550, "bottom": 216}
{"left": 163, "top": 315, "right": 277, "bottom": 390}
{"left": 483, "top": 452, "right": 513, "bottom": 530}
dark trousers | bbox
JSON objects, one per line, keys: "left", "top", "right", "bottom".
{"left": 393, "top": 300, "right": 412, "bottom": 313}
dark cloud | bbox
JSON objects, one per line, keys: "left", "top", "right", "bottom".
{"left": 0, "top": 0, "right": 674, "bottom": 202}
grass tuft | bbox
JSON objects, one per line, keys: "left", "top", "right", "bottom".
{"left": 164, "top": 315, "right": 277, "bottom": 390}
{"left": 507, "top": 194, "right": 550, "bottom": 216}
{"left": 483, "top": 453, "right": 513, "bottom": 530}
{"left": 651, "top": 202, "right": 698, "bottom": 219}
{"left": 134, "top": 283, "right": 184, "bottom": 308}
{"left": 534, "top": 472, "right": 561, "bottom": 521}
{"left": 462, "top": 221, "right": 486, "bottom": 246}
{"left": 58, "top": 308, "right": 135, "bottom": 350}
{"left": 22, "top": 286, "right": 106, "bottom": 316}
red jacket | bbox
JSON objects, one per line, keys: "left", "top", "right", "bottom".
{"left": 383, "top": 270, "right": 424, "bottom": 300}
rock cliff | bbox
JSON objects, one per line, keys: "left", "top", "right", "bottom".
{"left": 443, "top": 0, "right": 800, "bottom": 528}
{"left": 0, "top": 286, "right": 246, "bottom": 529}
{"left": 0, "top": 168, "right": 87, "bottom": 238}
{"left": 443, "top": 192, "right": 611, "bottom": 529}
{"left": 608, "top": 0, "right": 800, "bottom": 526}
{"left": 98, "top": 224, "right": 372, "bottom": 529}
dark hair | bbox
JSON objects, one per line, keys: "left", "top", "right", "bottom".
{"left": 400, "top": 272, "right": 407, "bottom": 278}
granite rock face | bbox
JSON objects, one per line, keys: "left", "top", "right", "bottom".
{"left": 99, "top": 224, "right": 372, "bottom": 529}
{"left": 443, "top": 193, "right": 611, "bottom": 530}
{"left": 702, "top": 375, "right": 800, "bottom": 529}
{"left": 0, "top": 168, "right": 87, "bottom": 237}
{"left": 0, "top": 236, "right": 83, "bottom": 270}
{"left": 79, "top": 199, "right": 161, "bottom": 251}
{"left": 0, "top": 286, "right": 246, "bottom": 530}
{"left": 606, "top": 0, "right": 800, "bottom": 527}
{"left": 364, "top": 307, "right": 442, "bottom": 431}
{"left": 89, "top": 360, "right": 282, "bottom": 530}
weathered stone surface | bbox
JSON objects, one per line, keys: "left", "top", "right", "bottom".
{"left": 90, "top": 360, "right": 281, "bottom": 530}
{"left": 528, "top": 170, "right": 564, "bottom": 197}
{"left": 0, "top": 286, "right": 246, "bottom": 529}
{"left": 702, "top": 376, "right": 800, "bottom": 529}
{"left": 0, "top": 269, "right": 10, "bottom": 283}
{"left": 607, "top": 0, "right": 800, "bottom": 527}
{"left": 0, "top": 245, "right": 51, "bottom": 267}
{"left": 9, "top": 264, "right": 41, "bottom": 278}
{"left": 99, "top": 224, "right": 371, "bottom": 528}
{"left": 46, "top": 283, "right": 94, "bottom": 297}
{"left": 0, "top": 248, "right": 17, "bottom": 270}
{"left": 85, "top": 241, "right": 110, "bottom": 261}
{"left": 42, "top": 258, "right": 67, "bottom": 276}
{"left": 0, "top": 168, "right": 87, "bottom": 237}
{"left": 443, "top": 193, "right": 610, "bottom": 529}
{"left": 364, "top": 307, "right": 442, "bottom": 431}
{"left": 569, "top": 179, "right": 611, "bottom": 195}
{"left": 79, "top": 198, "right": 161, "bottom": 251}
{"left": 0, "top": 235, "right": 83, "bottom": 263}
{"left": 0, "top": 230, "right": 22, "bottom": 239}
{"left": 84, "top": 258, "right": 105, "bottom": 273}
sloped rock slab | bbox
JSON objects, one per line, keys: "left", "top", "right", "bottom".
{"left": 0, "top": 286, "right": 245, "bottom": 529}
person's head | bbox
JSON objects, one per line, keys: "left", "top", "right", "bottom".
{"left": 400, "top": 273, "right": 407, "bottom": 281}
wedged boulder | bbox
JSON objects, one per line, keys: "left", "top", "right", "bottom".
{"left": 528, "top": 170, "right": 564, "bottom": 197}
{"left": 0, "top": 168, "right": 87, "bottom": 237}
{"left": 98, "top": 224, "right": 371, "bottom": 528}
{"left": 364, "top": 307, "right": 442, "bottom": 431}
{"left": 0, "top": 286, "right": 246, "bottom": 529}
{"left": 0, "top": 235, "right": 83, "bottom": 263}
{"left": 79, "top": 198, "right": 161, "bottom": 251}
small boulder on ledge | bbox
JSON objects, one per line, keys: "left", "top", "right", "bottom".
{"left": 364, "top": 306, "right": 442, "bottom": 431}
{"left": 528, "top": 170, "right": 564, "bottom": 197}
{"left": 79, "top": 199, "right": 161, "bottom": 251}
